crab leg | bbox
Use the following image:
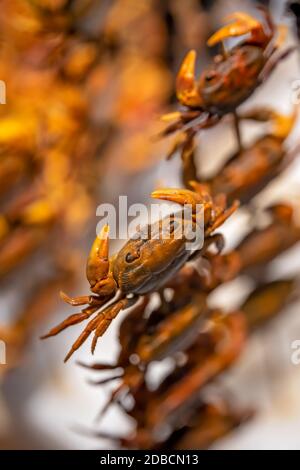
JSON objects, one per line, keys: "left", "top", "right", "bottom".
{"left": 188, "top": 233, "right": 225, "bottom": 262}
{"left": 161, "top": 110, "right": 200, "bottom": 124}
{"left": 158, "top": 119, "right": 186, "bottom": 138}
{"left": 63, "top": 311, "right": 107, "bottom": 362}
{"left": 90, "top": 296, "right": 139, "bottom": 354}
{"left": 40, "top": 304, "right": 100, "bottom": 340}
{"left": 77, "top": 361, "right": 119, "bottom": 371}
{"left": 258, "top": 5, "right": 275, "bottom": 36}
{"left": 238, "top": 107, "right": 297, "bottom": 140}
{"left": 96, "top": 382, "right": 129, "bottom": 420}
{"left": 233, "top": 111, "right": 243, "bottom": 153}
{"left": 207, "top": 201, "right": 240, "bottom": 235}
{"left": 259, "top": 47, "right": 296, "bottom": 84}
{"left": 63, "top": 296, "right": 134, "bottom": 362}
{"left": 60, "top": 291, "right": 103, "bottom": 307}
{"left": 88, "top": 373, "right": 124, "bottom": 386}
{"left": 97, "top": 364, "right": 145, "bottom": 420}
{"left": 180, "top": 129, "right": 198, "bottom": 188}
{"left": 202, "top": 233, "right": 225, "bottom": 255}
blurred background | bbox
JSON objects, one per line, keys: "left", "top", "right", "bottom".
{"left": 1, "top": 0, "right": 300, "bottom": 450}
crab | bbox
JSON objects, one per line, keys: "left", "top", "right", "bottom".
{"left": 86, "top": 310, "right": 248, "bottom": 449}
{"left": 241, "top": 278, "right": 298, "bottom": 330}
{"left": 176, "top": 8, "right": 290, "bottom": 114}
{"left": 41, "top": 186, "right": 238, "bottom": 361}
{"left": 162, "top": 7, "right": 293, "bottom": 155}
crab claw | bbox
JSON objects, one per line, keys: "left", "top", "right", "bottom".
{"left": 176, "top": 50, "right": 203, "bottom": 108}
{"left": 151, "top": 188, "right": 208, "bottom": 212}
{"left": 271, "top": 108, "right": 297, "bottom": 140}
{"left": 240, "top": 106, "right": 297, "bottom": 140}
{"left": 207, "top": 12, "right": 264, "bottom": 47}
{"left": 86, "top": 224, "right": 110, "bottom": 288}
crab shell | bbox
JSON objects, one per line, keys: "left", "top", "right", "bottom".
{"left": 199, "top": 45, "right": 265, "bottom": 115}
{"left": 209, "top": 133, "right": 285, "bottom": 204}
{"left": 112, "top": 214, "right": 203, "bottom": 295}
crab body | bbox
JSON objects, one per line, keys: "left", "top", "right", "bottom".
{"left": 113, "top": 215, "right": 199, "bottom": 295}
{"left": 209, "top": 134, "right": 285, "bottom": 204}
{"left": 198, "top": 45, "right": 265, "bottom": 115}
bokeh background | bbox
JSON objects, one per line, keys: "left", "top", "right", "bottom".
{"left": 1, "top": 0, "right": 300, "bottom": 450}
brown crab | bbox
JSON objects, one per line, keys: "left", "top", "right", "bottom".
{"left": 41, "top": 186, "right": 238, "bottom": 361}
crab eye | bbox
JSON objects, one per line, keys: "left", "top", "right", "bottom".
{"left": 126, "top": 252, "right": 139, "bottom": 263}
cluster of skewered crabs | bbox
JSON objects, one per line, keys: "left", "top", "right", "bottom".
{"left": 42, "top": 7, "right": 300, "bottom": 449}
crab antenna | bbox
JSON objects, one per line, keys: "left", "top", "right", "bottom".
{"left": 271, "top": 108, "right": 298, "bottom": 140}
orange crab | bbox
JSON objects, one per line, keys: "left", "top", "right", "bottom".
{"left": 162, "top": 8, "right": 292, "bottom": 151}
{"left": 41, "top": 186, "right": 238, "bottom": 361}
